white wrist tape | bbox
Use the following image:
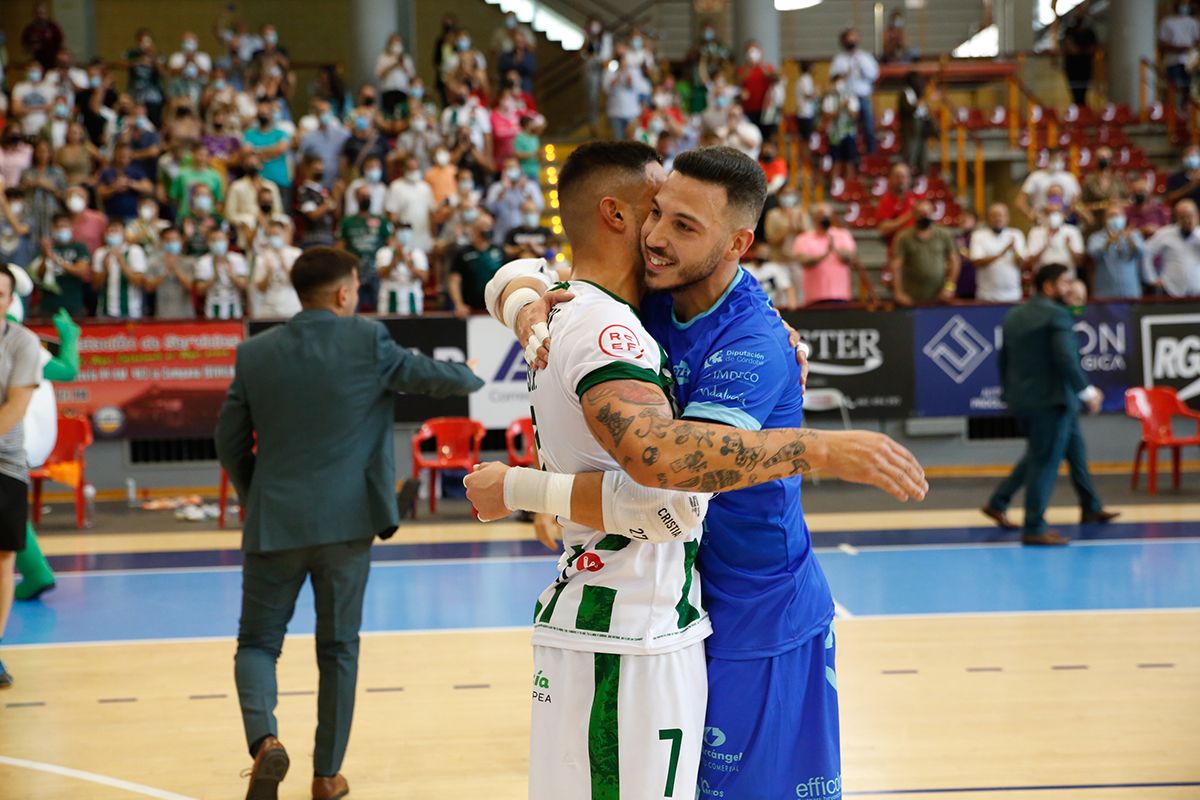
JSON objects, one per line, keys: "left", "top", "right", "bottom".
{"left": 601, "top": 472, "right": 710, "bottom": 544}
{"left": 796, "top": 340, "right": 811, "bottom": 359}
{"left": 484, "top": 257, "right": 553, "bottom": 324}
{"left": 503, "top": 467, "right": 574, "bottom": 520}
{"left": 503, "top": 287, "right": 542, "bottom": 332}
{"left": 524, "top": 321, "right": 551, "bottom": 367}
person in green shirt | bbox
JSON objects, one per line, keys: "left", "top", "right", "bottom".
{"left": 170, "top": 142, "right": 226, "bottom": 220}
{"left": 449, "top": 214, "right": 504, "bottom": 318}
{"left": 888, "top": 200, "right": 961, "bottom": 305}
{"left": 337, "top": 186, "right": 391, "bottom": 312}
{"left": 513, "top": 115, "right": 541, "bottom": 182}
{"left": 35, "top": 214, "right": 91, "bottom": 317}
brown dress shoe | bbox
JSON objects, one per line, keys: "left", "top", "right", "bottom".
{"left": 981, "top": 505, "right": 1019, "bottom": 530}
{"left": 244, "top": 736, "right": 289, "bottom": 800}
{"left": 1081, "top": 509, "right": 1121, "bottom": 524}
{"left": 312, "top": 773, "right": 350, "bottom": 800}
{"left": 1022, "top": 529, "right": 1070, "bottom": 546}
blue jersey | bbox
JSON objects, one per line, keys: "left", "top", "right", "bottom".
{"left": 643, "top": 268, "right": 834, "bottom": 660}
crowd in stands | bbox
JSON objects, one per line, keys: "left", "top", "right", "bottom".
{"left": 1, "top": 2, "right": 1199, "bottom": 324}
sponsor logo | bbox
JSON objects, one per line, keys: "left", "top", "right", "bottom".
{"left": 922, "top": 315, "right": 992, "bottom": 384}
{"left": 1074, "top": 319, "right": 1127, "bottom": 374}
{"left": 709, "top": 368, "right": 760, "bottom": 384}
{"left": 94, "top": 406, "right": 124, "bottom": 435}
{"left": 531, "top": 669, "right": 551, "bottom": 703}
{"left": 674, "top": 360, "right": 691, "bottom": 386}
{"left": 695, "top": 386, "right": 746, "bottom": 404}
{"left": 704, "top": 727, "right": 726, "bottom": 747}
{"left": 1141, "top": 313, "right": 1200, "bottom": 403}
{"left": 575, "top": 552, "right": 605, "bottom": 572}
{"left": 703, "top": 351, "right": 724, "bottom": 369}
{"left": 798, "top": 328, "right": 884, "bottom": 376}
{"left": 698, "top": 778, "right": 726, "bottom": 797}
{"left": 796, "top": 773, "right": 842, "bottom": 799}
{"left": 598, "top": 324, "right": 645, "bottom": 360}
{"left": 494, "top": 341, "right": 528, "bottom": 383}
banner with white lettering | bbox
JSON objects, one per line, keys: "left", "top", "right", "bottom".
{"left": 1132, "top": 303, "right": 1200, "bottom": 410}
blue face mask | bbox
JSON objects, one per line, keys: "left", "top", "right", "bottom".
{"left": 268, "top": 234, "right": 285, "bottom": 250}
{"left": 321, "top": 111, "right": 337, "bottom": 127}
{"left": 355, "top": 116, "right": 370, "bottom": 131}
{"left": 209, "top": 239, "right": 229, "bottom": 256}
{"left": 163, "top": 240, "right": 182, "bottom": 255}
{"left": 397, "top": 229, "right": 413, "bottom": 246}
{"left": 365, "top": 168, "right": 382, "bottom": 183}
{"left": 53, "top": 228, "right": 72, "bottom": 243}
{"left": 1185, "top": 153, "right": 1200, "bottom": 171}
{"left": 106, "top": 232, "right": 124, "bottom": 248}
{"left": 1108, "top": 215, "right": 1127, "bottom": 233}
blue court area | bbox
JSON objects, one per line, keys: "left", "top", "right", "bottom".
{"left": 9, "top": 536, "right": 1200, "bottom": 647}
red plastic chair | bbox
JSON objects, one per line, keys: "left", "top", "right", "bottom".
{"left": 217, "top": 468, "right": 247, "bottom": 529}
{"left": 30, "top": 416, "right": 93, "bottom": 529}
{"left": 411, "top": 417, "right": 486, "bottom": 516}
{"left": 506, "top": 417, "right": 537, "bottom": 468}
{"left": 1125, "top": 387, "right": 1200, "bottom": 495}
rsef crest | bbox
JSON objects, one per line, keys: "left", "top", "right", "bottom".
{"left": 598, "top": 324, "right": 645, "bottom": 360}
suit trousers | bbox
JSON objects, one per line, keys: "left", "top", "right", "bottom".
{"left": 993, "top": 409, "right": 1100, "bottom": 534}
{"left": 235, "top": 538, "right": 372, "bottom": 776}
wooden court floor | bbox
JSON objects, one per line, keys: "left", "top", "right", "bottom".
{"left": 2, "top": 611, "right": 1197, "bottom": 800}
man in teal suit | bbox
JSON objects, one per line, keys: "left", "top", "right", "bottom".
{"left": 984, "top": 263, "right": 1114, "bottom": 546}
{"left": 216, "top": 247, "right": 483, "bottom": 800}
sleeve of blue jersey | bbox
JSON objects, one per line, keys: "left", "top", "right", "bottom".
{"left": 680, "top": 329, "right": 793, "bottom": 432}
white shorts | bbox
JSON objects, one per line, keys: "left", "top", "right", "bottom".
{"left": 529, "top": 642, "right": 707, "bottom": 800}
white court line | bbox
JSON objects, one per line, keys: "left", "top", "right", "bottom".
{"left": 0, "top": 755, "right": 198, "bottom": 799}
{"left": 813, "top": 537, "right": 1200, "bottom": 554}
{"left": 4, "top": 626, "right": 532, "bottom": 651}
{"left": 51, "top": 554, "right": 560, "bottom": 579}
{"left": 837, "top": 543, "right": 860, "bottom": 556}
{"left": 833, "top": 599, "right": 855, "bottom": 618}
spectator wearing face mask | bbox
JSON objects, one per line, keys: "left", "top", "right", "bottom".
{"left": 124, "top": 103, "right": 163, "bottom": 180}
{"left": 341, "top": 90, "right": 388, "bottom": 180}
{"left": 376, "top": 224, "right": 429, "bottom": 316}
{"left": 499, "top": 30, "right": 538, "bottom": 96}
{"left": 882, "top": 10, "right": 918, "bottom": 63}
{"left": 0, "top": 188, "right": 34, "bottom": 269}
{"left": 1160, "top": 1, "right": 1200, "bottom": 111}
{"left": 829, "top": 28, "right": 879, "bottom": 155}
{"left": 736, "top": 40, "right": 776, "bottom": 132}
{"left": 227, "top": 154, "right": 283, "bottom": 238}
{"left": 744, "top": 241, "right": 797, "bottom": 309}
{"left": 889, "top": 200, "right": 960, "bottom": 305}
{"left": 491, "top": 89, "right": 526, "bottom": 164}
{"left": 0, "top": 129, "right": 34, "bottom": 190}
{"left": 764, "top": 186, "right": 810, "bottom": 271}
{"left": 251, "top": 219, "right": 302, "bottom": 319}
{"left": 194, "top": 228, "right": 248, "bottom": 318}
{"left": 424, "top": 148, "right": 459, "bottom": 206}
{"left": 1126, "top": 174, "right": 1172, "bottom": 237}
{"left": 604, "top": 46, "right": 643, "bottom": 140}
{"left": 250, "top": 24, "right": 291, "bottom": 89}
{"left": 718, "top": 104, "right": 763, "bottom": 160}
{"left": 492, "top": 11, "right": 534, "bottom": 58}
{"left": 338, "top": 186, "right": 391, "bottom": 312}
{"left": 22, "top": 2, "right": 64, "bottom": 71}
{"left": 18, "top": 139, "right": 66, "bottom": 241}
{"left": 97, "top": 141, "right": 153, "bottom": 223}
{"left": 1025, "top": 197, "right": 1085, "bottom": 277}
{"left": 514, "top": 116, "right": 542, "bottom": 182}
{"left": 1164, "top": 144, "right": 1200, "bottom": 207}
{"left": 40, "top": 94, "right": 72, "bottom": 150}
{"left": 342, "top": 155, "right": 387, "bottom": 218}
{"left": 55, "top": 122, "right": 98, "bottom": 189}
{"left": 180, "top": 184, "right": 228, "bottom": 256}
{"left": 64, "top": 185, "right": 107, "bottom": 252}
{"left": 294, "top": 156, "right": 339, "bottom": 249}
{"left": 123, "top": 29, "right": 165, "bottom": 126}
{"left": 485, "top": 157, "right": 544, "bottom": 246}
{"left": 241, "top": 102, "right": 292, "bottom": 206}
{"left": 126, "top": 197, "right": 168, "bottom": 257}
{"left": 504, "top": 201, "right": 553, "bottom": 260}
{"left": 202, "top": 111, "right": 242, "bottom": 171}
{"left": 78, "top": 61, "right": 120, "bottom": 148}
{"left": 969, "top": 203, "right": 1026, "bottom": 303}
{"left": 376, "top": 34, "right": 416, "bottom": 119}
{"left": 581, "top": 18, "right": 613, "bottom": 135}
{"left": 168, "top": 32, "right": 212, "bottom": 106}
{"left": 1016, "top": 148, "right": 1082, "bottom": 223}
{"left": 449, "top": 215, "right": 503, "bottom": 318}
{"left": 821, "top": 77, "right": 860, "bottom": 182}
{"left": 91, "top": 219, "right": 147, "bottom": 318}
{"left": 898, "top": 72, "right": 934, "bottom": 177}
{"left": 1145, "top": 199, "right": 1200, "bottom": 297}
{"left": 144, "top": 226, "right": 195, "bottom": 319}
{"left": 395, "top": 106, "right": 442, "bottom": 171}
{"left": 794, "top": 203, "right": 874, "bottom": 305}
{"left": 384, "top": 157, "right": 436, "bottom": 253}
{"left": 440, "top": 93, "right": 493, "bottom": 153}
{"left": 1087, "top": 202, "right": 1145, "bottom": 299}
{"left": 171, "top": 143, "right": 225, "bottom": 219}
{"left": 1078, "top": 147, "right": 1129, "bottom": 234}
{"left": 298, "top": 100, "right": 351, "bottom": 191}
{"left": 12, "top": 63, "right": 55, "bottom": 137}
{"left": 35, "top": 212, "right": 91, "bottom": 317}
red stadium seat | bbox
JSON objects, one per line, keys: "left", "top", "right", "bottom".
{"left": 411, "top": 417, "right": 486, "bottom": 516}
{"left": 1101, "top": 103, "right": 1135, "bottom": 125}
{"left": 29, "top": 416, "right": 93, "bottom": 529}
{"left": 1062, "top": 104, "right": 1098, "bottom": 128}
{"left": 1126, "top": 387, "right": 1200, "bottom": 495}
{"left": 506, "top": 417, "right": 537, "bottom": 468}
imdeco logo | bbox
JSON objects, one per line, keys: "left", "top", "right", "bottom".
{"left": 922, "top": 315, "right": 993, "bottom": 384}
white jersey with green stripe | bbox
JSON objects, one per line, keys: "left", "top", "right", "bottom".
{"left": 528, "top": 281, "right": 711, "bottom": 656}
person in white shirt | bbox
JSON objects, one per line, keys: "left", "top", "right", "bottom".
{"left": 1016, "top": 148, "right": 1083, "bottom": 222}
{"left": 375, "top": 34, "right": 416, "bottom": 118}
{"left": 1025, "top": 205, "right": 1085, "bottom": 277}
{"left": 251, "top": 219, "right": 302, "bottom": 319}
{"left": 828, "top": 28, "right": 879, "bottom": 154}
{"left": 1160, "top": 1, "right": 1200, "bottom": 109}
{"left": 1145, "top": 199, "right": 1200, "bottom": 297}
{"left": 194, "top": 229, "right": 249, "bottom": 319}
{"left": 791, "top": 60, "right": 817, "bottom": 160}
{"left": 342, "top": 154, "right": 388, "bottom": 217}
{"left": 384, "top": 155, "right": 436, "bottom": 252}
{"left": 11, "top": 64, "right": 55, "bottom": 137}
{"left": 744, "top": 243, "right": 797, "bottom": 308}
{"left": 439, "top": 94, "right": 492, "bottom": 153}
{"left": 92, "top": 220, "right": 147, "bottom": 319}
{"left": 603, "top": 46, "right": 644, "bottom": 140}
{"left": 720, "top": 104, "right": 763, "bottom": 160}
{"left": 375, "top": 224, "right": 429, "bottom": 316}
{"left": 168, "top": 32, "right": 212, "bottom": 106}
{"left": 969, "top": 203, "right": 1027, "bottom": 302}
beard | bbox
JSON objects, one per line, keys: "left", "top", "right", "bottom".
{"left": 644, "top": 238, "right": 725, "bottom": 294}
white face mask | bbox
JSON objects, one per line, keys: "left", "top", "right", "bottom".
{"left": 1047, "top": 211, "right": 1064, "bottom": 229}
{"left": 139, "top": 205, "right": 157, "bottom": 221}
{"left": 67, "top": 195, "right": 86, "bottom": 213}
{"left": 268, "top": 234, "right": 285, "bottom": 250}
{"left": 436, "top": 151, "right": 451, "bottom": 166}
{"left": 9, "top": 201, "right": 24, "bottom": 217}
{"left": 407, "top": 170, "right": 422, "bottom": 183}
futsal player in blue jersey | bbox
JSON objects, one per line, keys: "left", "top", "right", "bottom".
{"left": 471, "top": 145, "right": 928, "bottom": 798}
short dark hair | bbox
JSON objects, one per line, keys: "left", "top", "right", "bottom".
{"left": 557, "top": 140, "right": 658, "bottom": 243}
{"left": 1035, "top": 263, "right": 1071, "bottom": 291}
{"left": 52, "top": 212, "right": 72, "bottom": 226}
{"left": 671, "top": 146, "right": 767, "bottom": 226}
{"left": 291, "top": 246, "right": 358, "bottom": 303}
{"left": 0, "top": 264, "right": 15, "bottom": 295}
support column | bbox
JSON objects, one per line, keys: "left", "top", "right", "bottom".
{"left": 997, "top": 0, "right": 1035, "bottom": 56}
{"left": 1107, "top": 0, "right": 1158, "bottom": 112}
{"left": 349, "top": 0, "right": 400, "bottom": 92}
{"left": 733, "top": 0, "right": 781, "bottom": 68}
{"left": 54, "top": 0, "right": 97, "bottom": 61}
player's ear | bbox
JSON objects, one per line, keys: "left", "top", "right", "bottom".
{"left": 729, "top": 228, "right": 755, "bottom": 262}
{"left": 599, "top": 196, "right": 626, "bottom": 233}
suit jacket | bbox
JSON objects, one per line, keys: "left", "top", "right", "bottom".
{"left": 998, "top": 295, "right": 1089, "bottom": 415}
{"left": 215, "top": 309, "right": 484, "bottom": 553}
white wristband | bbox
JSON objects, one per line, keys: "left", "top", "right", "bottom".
{"left": 796, "top": 340, "right": 811, "bottom": 359}
{"left": 503, "top": 467, "right": 574, "bottom": 519}
{"left": 503, "top": 287, "right": 541, "bottom": 332}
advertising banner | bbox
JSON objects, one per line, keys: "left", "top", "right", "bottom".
{"left": 467, "top": 316, "right": 530, "bottom": 429}
{"left": 783, "top": 308, "right": 915, "bottom": 417}
{"left": 28, "top": 320, "right": 243, "bottom": 438}
{"left": 1133, "top": 303, "right": 1200, "bottom": 410}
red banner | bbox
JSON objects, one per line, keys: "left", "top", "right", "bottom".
{"left": 28, "top": 320, "right": 243, "bottom": 439}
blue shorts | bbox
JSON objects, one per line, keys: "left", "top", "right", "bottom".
{"left": 699, "top": 623, "right": 841, "bottom": 800}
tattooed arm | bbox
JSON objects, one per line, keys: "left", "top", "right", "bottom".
{"left": 581, "top": 379, "right": 928, "bottom": 500}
